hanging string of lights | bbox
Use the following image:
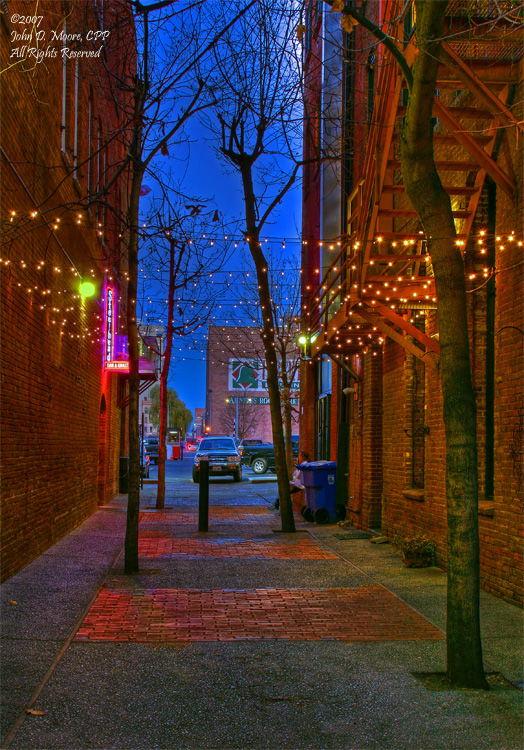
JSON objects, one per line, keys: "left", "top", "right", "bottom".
{"left": 4, "top": 202, "right": 521, "bottom": 357}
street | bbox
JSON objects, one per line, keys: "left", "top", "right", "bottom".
{"left": 147, "top": 453, "right": 276, "bottom": 486}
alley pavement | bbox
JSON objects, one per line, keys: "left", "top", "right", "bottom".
{"left": 1, "top": 463, "right": 522, "bottom": 749}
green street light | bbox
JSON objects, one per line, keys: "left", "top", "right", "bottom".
{"left": 298, "top": 333, "right": 311, "bottom": 360}
{"left": 79, "top": 280, "right": 96, "bottom": 297}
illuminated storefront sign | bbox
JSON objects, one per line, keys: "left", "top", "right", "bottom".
{"left": 105, "top": 361, "right": 130, "bottom": 371}
{"left": 104, "top": 284, "right": 129, "bottom": 372}
{"left": 103, "top": 284, "right": 157, "bottom": 376}
{"left": 105, "top": 285, "right": 115, "bottom": 364}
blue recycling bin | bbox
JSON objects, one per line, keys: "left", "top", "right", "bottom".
{"left": 299, "top": 461, "right": 337, "bottom": 524}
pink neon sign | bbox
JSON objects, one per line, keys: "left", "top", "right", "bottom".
{"left": 104, "top": 284, "right": 129, "bottom": 372}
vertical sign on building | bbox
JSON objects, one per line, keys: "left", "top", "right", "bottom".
{"left": 105, "top": 285, "right": 114, "bottom": 365}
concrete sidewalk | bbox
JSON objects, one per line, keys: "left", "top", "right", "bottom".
{"left": 1, "top": 484, "right": 522, "bottom": 749}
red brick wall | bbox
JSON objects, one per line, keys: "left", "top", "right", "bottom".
{"left": 0, "top": 1, "right": 133, "bottom": 581}
{"left": 299, "top": 358, "right": 317, "bottom": 459}
{"left": 486, "top": 73, "right": 524, "bottom": 605}
{"left": 381, "top": 341, "right": 408, "bottom": 536}
{"left": 361, "top": 352, "right": 383, "bottom": 529}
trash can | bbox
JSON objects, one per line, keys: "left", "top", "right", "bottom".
{"left": 300, "top": 461, "right": 337, "bottom": 524}
{"left": 119, "top": 456, "right": 130, "bottom": 493}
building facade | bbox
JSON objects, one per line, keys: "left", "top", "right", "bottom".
{"left": 300, "top": 0, "right": 523, "bottom": 605}
{"left": 138, "top": 324, "right": 164, "bottom": 436}
{"left": 193, "top": 407, "right": 206, "bottom": 438}
{"left": 1, "top": 1, "right": 135, "bottom": 580}
{"left": 206, "top": 325, "right": 299, "bottom": 442}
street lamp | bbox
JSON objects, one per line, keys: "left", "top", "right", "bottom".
{"left": 298, "top": 333, "right": 311, "bottom": 360}
{"left": 226, "top": 396, "right": 239, "bottom": 440}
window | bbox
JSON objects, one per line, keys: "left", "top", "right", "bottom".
{"left": 94, "top": 0, "right": 104, "bottom": 31}
{"left": 304, "top": 0, "right": 320, "bottom": 53}
{"left": 317, "top": 355, "right": 332, "bottom": 460}
{"left": 403, "top": 4, "right": 416, "bottom": 48}
{"left": 96, "top": 121, "right": 103, "bottom": 219}
{"left": 73, "top": 60, "right": 79, "bottom": 179}
{"left": 87, "top": 91, "right": 93, "bottom": 195}
{"left": 61, "top": 19, "right": 68, "bottom": 152}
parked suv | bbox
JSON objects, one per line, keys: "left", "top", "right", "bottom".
{"left": 192, "top": 436, "right": 242, "bottom": 483}
{"left": 141, "top": 436, "right": 159, "bottom": 465}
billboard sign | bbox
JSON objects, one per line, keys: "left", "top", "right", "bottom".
{"left": 227, "top": 396, "right": 299, "bottom": 406}
{"left": 228, "top": 359, "right": 299, "bottom": 392}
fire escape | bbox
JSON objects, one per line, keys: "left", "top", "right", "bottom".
{"left": 306, "top": 0, "right": 522, "bottom": 368}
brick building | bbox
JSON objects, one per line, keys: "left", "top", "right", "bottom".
{"left": 206, "top": 325, "right": 299, "bottom": 442}
{"left": 300, "top": 1, "right": 523, "bottom": 605}
{"left": 0, "top": 1, "right": 135, "bottom": 580}
{"left": 193, "top": 407, "right": 206, "bottom": 438}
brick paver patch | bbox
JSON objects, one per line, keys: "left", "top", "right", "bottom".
{"left": 76, "top": 585, "right": 444, "bottom": 643}
{"left": 137, "top": 536, "right": 337, "bottom": 560}
{"left": 140, "top": 506, "right": 272, "bottom": 526}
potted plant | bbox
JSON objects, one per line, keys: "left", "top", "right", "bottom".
{"left": 392, "top": 535, "right": 437, "bottom": 568}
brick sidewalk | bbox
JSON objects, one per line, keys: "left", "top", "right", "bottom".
{"left": 76, "top": 584, "right": 444, "bottom": 643}
{"left": 140, "top": 506, "right": 274, "bottom": 525}
{"left": 74, "top": 505, "right": 445, "bottom": 646}
{"left": 137, "top": 535, "right": 338, "bottom": 559}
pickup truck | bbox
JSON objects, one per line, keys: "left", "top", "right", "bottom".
{"left": 239, "top": 439, "right": 299, "bottom": 475}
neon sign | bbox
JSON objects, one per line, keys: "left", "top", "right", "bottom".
{"left": 106, "top": 285, "right": 114, "bottom": 364}
{"left": 104, "top": 284, "right": 129, "bottom": 372}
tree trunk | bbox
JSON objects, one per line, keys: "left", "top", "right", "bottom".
{"left": 156, "top": 238, "right": 176, "bottom": 509}
{"left": 251, "top": 252, "right": 295, "bottom": 532}
{"left": 283, "top": 394, "right": 294, "bottom": 475}
{"left": 400, "top": 0, "right": 487, "bottom": 688}
{"left": 240, "top": 163, "right": 295, "bottom": 532}
{"left": 281, "top": 361, "right": 294, "bottom": 474}
{"left": 124, "top": 154, "right": 145, "bottom": 574}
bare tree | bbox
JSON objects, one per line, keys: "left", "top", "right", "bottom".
{"left": 204, "top": 0, "right": 305, "bottom": 532}
{"left": 137, "top": 205, "right": 230, "bottom": 508}
{"left": 104, "top": 0, "right": 257, "bottom": 572}
{"left": 206, "top": 252, "right": 302, "bottom": 470}
{"left": 220, "top": 399, "right": 262, "bottom": 440}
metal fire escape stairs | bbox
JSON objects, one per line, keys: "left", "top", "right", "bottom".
{"left": 307, "top": 1, "right": 521, "bottom": 369}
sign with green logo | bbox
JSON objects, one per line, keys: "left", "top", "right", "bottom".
{"left": 228, "top": 358, "right": 299, "bottom": 392}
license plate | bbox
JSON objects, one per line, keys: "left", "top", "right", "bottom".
{"left": 211, "top": 466, "right": 221, "bottom": 472}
